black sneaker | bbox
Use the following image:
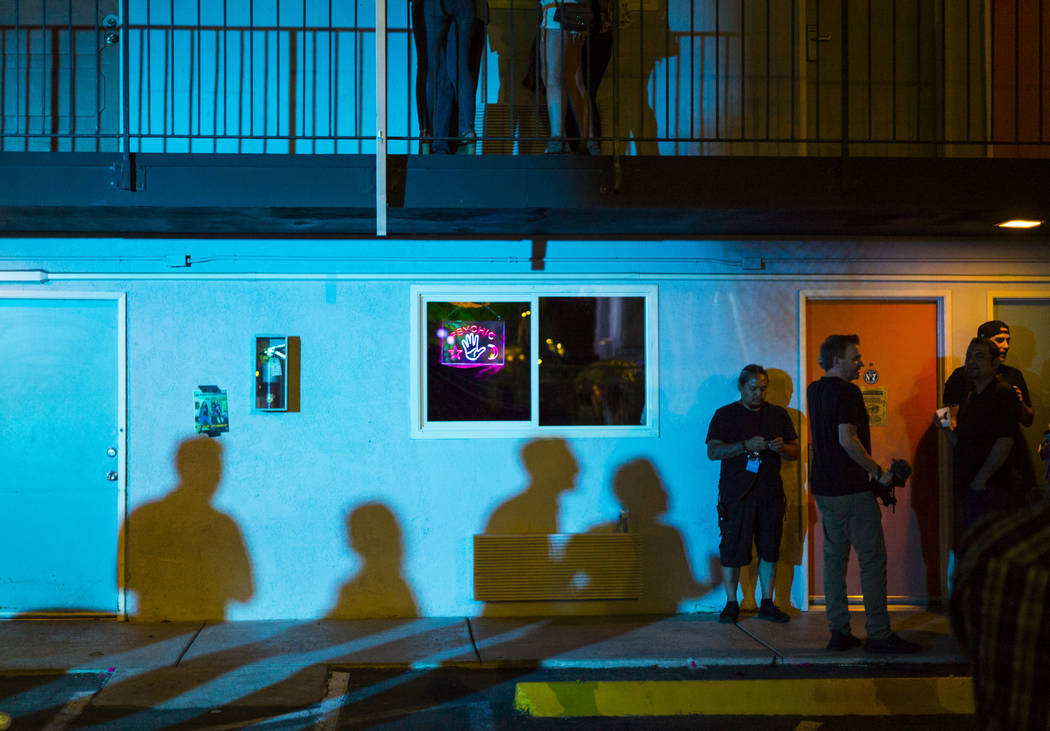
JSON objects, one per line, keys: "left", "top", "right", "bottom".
{"left": 757, "top": 601, "right": 790, "bottom": 623}
{"left": 719, "top": 601, "right": 739, "bottom": 624}
{"left": 865, "top": 632, "right": 920, "bottom": 654}
{"left": 826, "top": 628, "right": 861, "bottom": 651}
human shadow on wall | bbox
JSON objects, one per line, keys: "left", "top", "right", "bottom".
{"left": 226, "top": 440, "right": 580, "bottom": 728}
{"left": 336, "top": 447, "right": 711, "bottom": 728}
{"left": 327, "top": 502, "right": 420, "bottom": 619}
{"left": 7, "top": 438, "right": 252, "bottom": 725}
{"left": 214, "top": 501, "right": 424, "bottom": 718}
{"left": 565, "top": 458, "right": 714, "bottom": 613}
{"left": 481, "top": 443, "right": 718, "bottom": 615}
{"left": 92, "top": 500, "right": 426, "bottom": 728}
{"left": 899, "top": 372, "right": 943, "bottom": 603}
{"left": 480, "top": 437, "right": 579, "bottom": 618}
{"left": 483, "top": 437, "right": 580, "bottom": 535}
{"left": 737, "top": 368, "right": 806, "bottom": 612}
{"left": 122, "top": 435, "right": 253, "bottom": 621}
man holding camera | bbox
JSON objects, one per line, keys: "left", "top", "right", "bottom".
{"left": 807, "top": 334, "right": 920, "bottom": 653}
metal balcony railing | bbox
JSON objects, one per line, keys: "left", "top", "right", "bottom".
{"left": 1, "top": 0, "right": 1047, "bottom": 156}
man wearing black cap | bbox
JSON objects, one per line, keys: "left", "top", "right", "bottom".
{"left": 937, "top": 338, "right": 1020, "bottom": 530}
{"left": 943, "top": 320, "right": 1033, "bottom": 428}
{"left": 943, "top": 320, "right": 1036, "bottom": 512}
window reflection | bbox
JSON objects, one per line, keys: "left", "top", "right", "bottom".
{"left": 539, "top": 297, "right": 646, "bottom": 426}
{"left": 426, "top": 301, "right": 531, "bottom": 421}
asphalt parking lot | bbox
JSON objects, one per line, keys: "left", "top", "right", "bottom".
{"left": 1, "top": 663, "right": 975, "bottom": 730}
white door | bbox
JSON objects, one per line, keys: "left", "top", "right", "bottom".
{"left": 993, "top": 298, "right": 1050, "bottom": 492}
{"left": 0, "top": 295, "right": 123, "bottom": 615}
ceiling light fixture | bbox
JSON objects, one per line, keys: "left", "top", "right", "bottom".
{"left": 996, "top": 219, "right": 1044, "bottom": 229}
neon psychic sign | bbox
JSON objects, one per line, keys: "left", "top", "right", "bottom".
{"left": 439, "top": 320, "right": 504, "bottom": 367}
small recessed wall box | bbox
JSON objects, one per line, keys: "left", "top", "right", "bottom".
{"left": 253, "top": 335, "right": 300, "bottom": 412}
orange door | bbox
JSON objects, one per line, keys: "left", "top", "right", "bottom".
{"left": 805, "top": 300, "right": 941, "bottom": 604}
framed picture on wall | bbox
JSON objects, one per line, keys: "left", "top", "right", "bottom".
{"left": 194, "top": 386, "right": 229, "bottom": 436}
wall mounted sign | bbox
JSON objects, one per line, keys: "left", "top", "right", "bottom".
{"left": 861, "top": 387, "right": 888, "bottom": 427}
{"left": 863, "top": 366, "right": 880, "bottom": 385}
{"left": 439, "top": 320, "right": 504, "bottom": 367}
{"left": 195, "top": 386, "right": 229, "bottom": 436}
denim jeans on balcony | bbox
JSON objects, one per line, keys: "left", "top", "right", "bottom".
{"left": 424, "top": 0, "right": 478, "bottom": 146}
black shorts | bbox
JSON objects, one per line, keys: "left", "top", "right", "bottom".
{"left": 717, "top": 491, "right": 786, "bottom": 568}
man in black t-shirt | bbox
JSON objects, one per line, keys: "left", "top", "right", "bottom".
{"left": 943, "top": 320, "right": 1032, "bottom": 426}
{"left": 937, "top": 338, "right": 1019, "bottom": 531}
{"left": 706, "top": 364, "right": 798, "bottom": 624}
{"left": 943, "top": 320, "right": 1035, "bottom": 506}
{"left": 807, "top": 334, "right": 919, "bottom": 654}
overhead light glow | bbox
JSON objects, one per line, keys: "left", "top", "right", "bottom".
{"left": 996, "top": 219, "right": 1044, "bottom": 229}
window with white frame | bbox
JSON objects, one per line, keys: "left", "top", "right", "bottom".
{"left": 411, "top": 285, "right": 658, "bottom": 438}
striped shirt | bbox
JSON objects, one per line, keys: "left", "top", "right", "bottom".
{"left": 950, "top": 499, "right": 1050, "bottom": 730}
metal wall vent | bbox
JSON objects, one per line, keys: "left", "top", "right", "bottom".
{"left": 473, "top": 533, "right": 642, "bottom": 601}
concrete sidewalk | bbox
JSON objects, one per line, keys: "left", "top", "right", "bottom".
{"left": 0, "top": 609, "right": 966, "bottom": 712}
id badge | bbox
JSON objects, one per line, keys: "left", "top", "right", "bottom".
{"left": 746, "top": 456, "right": 760, "bottom": 474}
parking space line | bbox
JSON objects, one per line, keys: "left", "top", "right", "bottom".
{"left": 514, "top": 676, "right": 975, "bottom": 717}
{"left": 40, "top": 691, "right": 94, "bottom": 731}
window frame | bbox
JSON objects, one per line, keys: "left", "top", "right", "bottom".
{"left": 410, "top": 284, "right": 659, "bottom": 439}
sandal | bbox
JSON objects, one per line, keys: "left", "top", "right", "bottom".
{"left": 455, "top": 130, "right": 477, "bottom": 156}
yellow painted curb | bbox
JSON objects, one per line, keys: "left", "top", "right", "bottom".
{"left": 514, "top": 677, "right": 974, "bottom": 717}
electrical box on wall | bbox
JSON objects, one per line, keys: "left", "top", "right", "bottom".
{"left": 253, "top": 336, "right": 300, "bottom": 412}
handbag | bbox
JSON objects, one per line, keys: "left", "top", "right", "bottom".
{"left": 553, "top": 1, "right": 596, "bottom": 34}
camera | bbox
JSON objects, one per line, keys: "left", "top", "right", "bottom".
{"left": 871, "top": 458, "right": 912, "bottom": 511}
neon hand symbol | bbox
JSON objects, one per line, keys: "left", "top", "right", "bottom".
{"left": 462, "top": 332, "right": 486, "bottom": 361}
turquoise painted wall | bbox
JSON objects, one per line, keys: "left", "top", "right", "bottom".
{"left": 2, "top": 236, "right": 1049, "bottom": 619}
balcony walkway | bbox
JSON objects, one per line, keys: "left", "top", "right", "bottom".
{"left": 3, "top": 152, "right": 1049, "bottom": 238}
